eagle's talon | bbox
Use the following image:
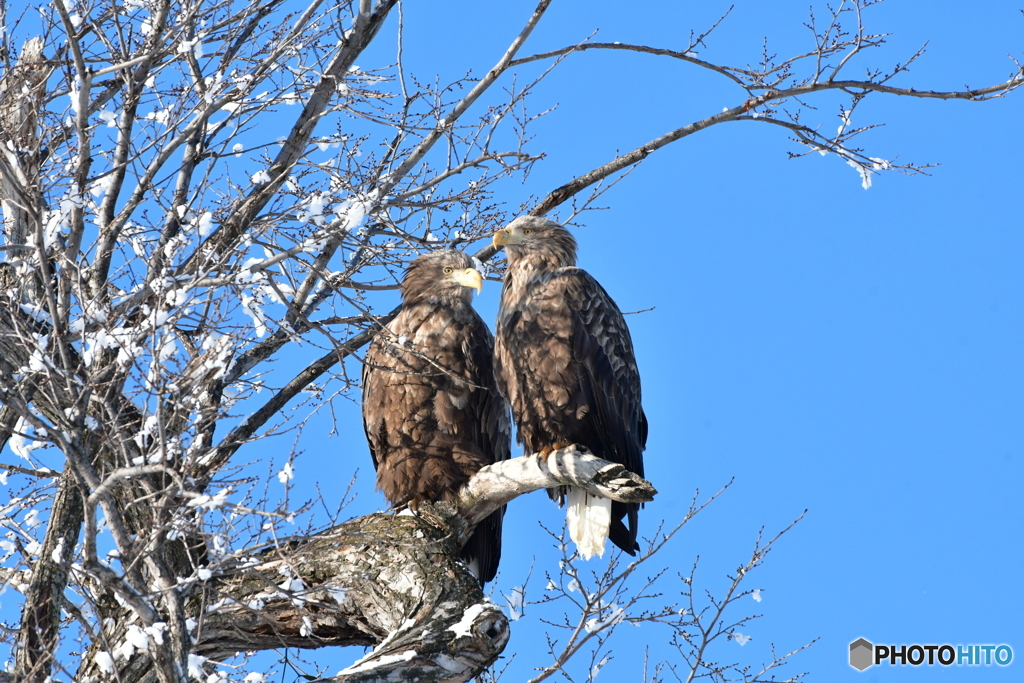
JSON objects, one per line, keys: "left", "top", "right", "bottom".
{"left": 538, "top": 442, "right": 575, "bottom": 461}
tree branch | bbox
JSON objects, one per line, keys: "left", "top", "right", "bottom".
{"left": 457, "top": 446, "right": 657, "bottom": 527}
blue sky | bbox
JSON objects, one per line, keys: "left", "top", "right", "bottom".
{"left": 322, "top": 1, "right": 1023, "bottom": 680}
{"left": 2, "top": 1, "right": 1021, "bottom": 681}
{"left": 239, "top": 1, "right": 1022, "bottom": 679}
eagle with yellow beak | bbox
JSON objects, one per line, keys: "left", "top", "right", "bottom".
{"left": 493, "top": 216, "right": 647, "bottom": 558}
{"left": 362, "top": 249, "right": 511, "bottom": 584}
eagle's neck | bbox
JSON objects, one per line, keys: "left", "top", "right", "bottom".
{"left": 499, "top": 234, "right": 577, "bottom": 322}
{"left": 502, "top": 237, "right": 575, "bottom": 284}
{"left": 395, "top": 297, "right": 477, "bottom": 347}
{"left": 498, "top": 259, "right": 562, "bottom": 328}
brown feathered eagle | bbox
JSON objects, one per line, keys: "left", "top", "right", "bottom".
{"left": 362, "top": 250, "right": 511, "bottom": 584}
{"left": 493, "top": 216, "right": 647, "bottom": 558}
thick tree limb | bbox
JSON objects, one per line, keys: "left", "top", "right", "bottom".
{"left": 0, "top": 36, "right": 47, "bottom": 257}
{"left": 458, "top": 445, "right": 657, "bottom": 527}
{"left": 13, "top": 472, "right": 84, "bottom": 682}
{"left": 191, "top": 505, "right": 505, "bottom": 683}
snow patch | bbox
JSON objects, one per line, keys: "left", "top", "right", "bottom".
{"left": 584, "top": 604, "right": 625, "bottom": 634}
{"left": 846, "top": 158, "right": 872, "bottom": 190}
{"left": 448, "top": 602, "right": 490, "bottom": 638}
{"left": 335, "top": 199, "right": 368, "bottom": 233}
{"left": 93, "top": 651, "right": 115, "bottom": 674}
{"left": 197, "top": 211, "right": 215, "bottom": 237}
{"left": 188, "top": 487, "right": 231, "bottom": 510}
{"left": 188, "top": 653, "right": 207, "bottom": 679}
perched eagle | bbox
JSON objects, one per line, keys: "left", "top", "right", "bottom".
{"left": 361, "top": 250, "right": 511, "bottom": 584}
{"left": 493, "top": 216, "right": 647, "bottom": 558}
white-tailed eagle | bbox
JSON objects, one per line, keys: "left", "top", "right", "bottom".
{"left": 362, "top": 250, "right": 511, "bottom": 583}
{"left": 493, "top": 216, "right": 647, "bottom": 558}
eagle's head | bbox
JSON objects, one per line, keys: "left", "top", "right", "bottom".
{"left": 401, "top": 250, "right": 483, "bottom": 305}
{"left": 492, "top": 216, "right": 578, "bottom": 268}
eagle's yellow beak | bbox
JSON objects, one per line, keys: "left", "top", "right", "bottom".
{"left": 451, "top": 267, "right": 483, "bottom": 295}
{"left": 492, "top": 227, "right": 517, "bottom": 247}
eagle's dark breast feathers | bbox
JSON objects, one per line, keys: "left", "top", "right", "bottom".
{"left": 362, "top": 250, "right": 510, "bottom": 583}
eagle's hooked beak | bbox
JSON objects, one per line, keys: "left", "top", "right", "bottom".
{"left": 492, "top": 227, "right": 517, "bottom": 248}
{"left": 451, "top": 267, "right": 483, "bottom": 295}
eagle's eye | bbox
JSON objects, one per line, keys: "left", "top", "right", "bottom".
{"left": 523, "top": 228, "right": 534, "bottom": 235}
{"left": 443, "top": 266, "right": 454, "bottom": 274}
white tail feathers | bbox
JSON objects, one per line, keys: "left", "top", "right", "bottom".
{"left": 465, "top": 557, "right": 481, "bottom": 581}
{"left": 566, "top": 487, "right": 611, "bottom": 560}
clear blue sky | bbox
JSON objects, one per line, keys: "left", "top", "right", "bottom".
{"left": 285, "top": 2, "right": 1022, "bottom": 679}
{"left": 5, "top": 1, "right": 1021, "bottom": 681}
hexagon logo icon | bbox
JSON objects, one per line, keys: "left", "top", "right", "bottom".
{"left": 850, "top": 638, "right": 874, "bottom": 671}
